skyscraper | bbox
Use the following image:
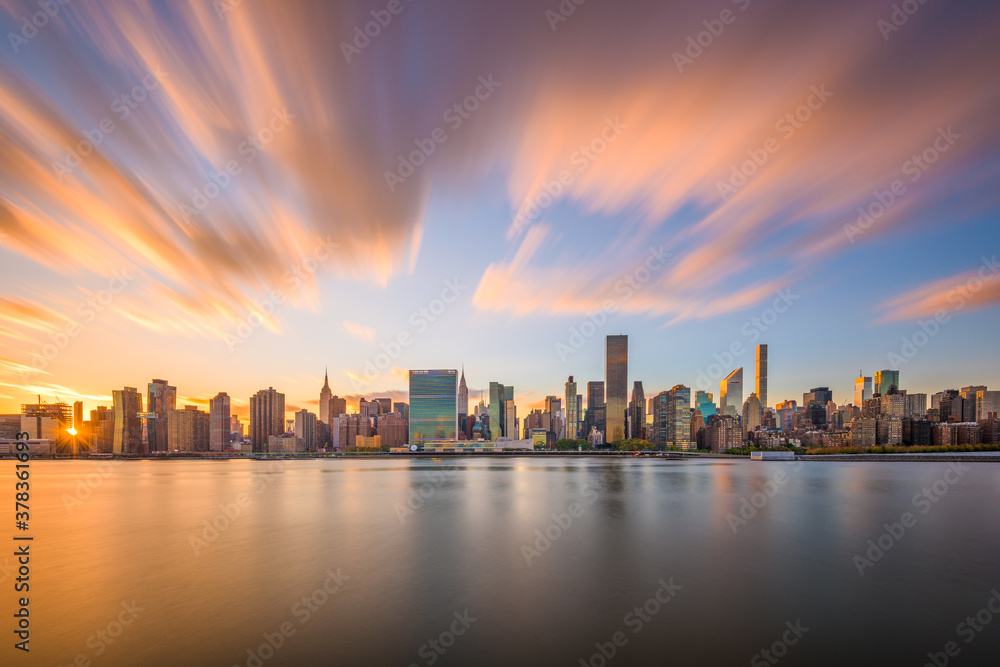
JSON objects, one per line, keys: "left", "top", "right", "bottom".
{"left": 720, "top": 368, "right": 743, "bottom": 418}
{"left": 695, "top": 391, "right": 716, "bottom": 418}
{"left": 605, "top": 335, "right": 628, "bottom": 443}
{"left": 874, "top": 370, "right": 900, "bottom": 396}
{"left": 112, "top": 387, "right": 143, "bottom": 454}
{"left": 294, "top": 409, "right": 317, "bottom": 450}
{"left": 73, "top": 401, "right": 83, "bottom": 430}
{"left": 743, "top": 392, "right": 762, "bottom": 436}
{"left": 458, "top": 366, "right": 469, "bottom": 419}
{"left": 409, "top": 370, "right": 458, "bottom": 444}
{"left": 319, "top": 368, "right": 333, "bottom": 425}
{"left": 565, "top": 376, "right": 578, "bottom": 440}
{"left": 250, "top": 387, "right": 285, "bottom": 453}
{"left": 803, "top": 387, "right": 833, "bottom": 406}
{"left": 146, "top": 379, "right": 176, "bottom": 453}
{"left": 209, "top": 392, "right": 231, "bottom": 452}
{"left": 489, "top": 382, "right": 505, "bottom": 440}
{"left": 666, "top": 385, "right": 692, "bottom": 450}
{"left": 755, "top": 344, "right": 768, "bottom": 408}
{"left": 855, "top": 373, "right": 872, "bottom": 407}
{"left": 629, "top": 381, "right": 645, "bottom": 440}
{"left": 167, "top": 405, "right": 209, "bottom": 452}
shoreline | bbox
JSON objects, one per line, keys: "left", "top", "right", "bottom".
{"left": 4, "top": 452, "right": 999, "bottom": 462}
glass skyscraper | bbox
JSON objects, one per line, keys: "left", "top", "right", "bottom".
{"left": 409, "top": 370, "right": 458, "bottom": 444}
{"left": 874, "top": 369, "right": 900, "bottom": 396}
{"left": 605, "top": 335, "right": 628, "bottom": 443}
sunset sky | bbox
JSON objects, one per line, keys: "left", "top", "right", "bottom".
{"left": 1, "top": 0, "right": 998, "bottom": 419}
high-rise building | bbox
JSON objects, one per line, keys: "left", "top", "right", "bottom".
{"left": 330, "top": 395, "right": 347, "bottom": 418}
{"left": 695, "top": 391, "right": 716, "bottom": 418}
{"left": 720, "top": 368, "right": 743, "bottom": 418}
{"left": 230, "top": 414, "right": 243, "bottom": 439}
{"left": 565, "top": 376, "right": 579, "bottom": 440}
{"left": 605, "top": 335, "right": 628, "bottom": 443}
{"left": 904, "top": 393, "right": 927, "bottom": 418}
{"left": 294, "top": 409, "right": 317, "bottom": 450}
{"left": 879, "top": 393, "right": 905, "bottom": 418}
{"left": 874, "top": 370, "right": 900, "bottom": 396}
{"left": 506, "top": 401, "right": 517, "bottom": 441}
{"left": 21, "top": 400, "right": 71, "bottom": 429}
{"left": 112, "top": 387, "right": 143, "bottom": 454}
{"left": 250, "top": 387, "right": 285, "bottom": 453}
{"left": 458, "top": 366, "right": 469, "bottom": 419}
{"left": 89, "top": 406, "right": 115, "bottom": 453}
{"left": 319, "top": 368, "right": 333, "bottom": 425}
{"left": 545, "top": 395, "right": 562, "bottom": 439}
{"left": 629, "top": 381, "right": 645, "bottom": 440}
{"left": 209, "top": 392, "right": 231, "bottom": 452}
{"left": 146, "top": 379, "right": 177, "bottom": 453}
{"left": 651, "top": 391, "right": 667, "bottom": 447}
{"left": 755, "top": 344, "right": 768, "bottom": 408}
{"left": 73, "top": 401, "right": 83, "bottom": 430}
{"left": 376, "top": 412, "right": 407, "bottom": 448}
{"left": 666, "top": 385, "right": 692, "bottom": 450}
{"left": 977, "top": 390, "right": 1000, "bottom": 421}
{"left": 803, "top": 387, "right": 833, "bottom": 407}
{"left": 743, "top": 392, "right": 762, "bottom": 436}
{"left": 489, "top": 382, "right": 505, "bottom": 441}
{"left": 167, "top": 405, "right": 210, "bottom": 452}
{"left": 409, "top": 370, "right": 458, "bottom": 444}
{"left": 855, "top": 374, "right": 872, "bottom": 407}
{"left": 960, "top": 386, "right": 987, "bottom": 423}
{"left": 704, "top": 414, "right": 741, "bottom": 452}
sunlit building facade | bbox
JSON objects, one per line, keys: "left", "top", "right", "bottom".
{"left": 409, "top": 370, "right": 458, "bottom": 444}
{"left": 605, "top": 335, "right": 628, "bottom": 443}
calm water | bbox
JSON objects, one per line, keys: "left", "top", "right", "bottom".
{"left": 6, "top": 458, "right": 1000, "bottom": 666}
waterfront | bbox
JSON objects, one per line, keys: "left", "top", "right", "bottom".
{"left": 6, "top": 458, "right": 1000, "bottom": 665}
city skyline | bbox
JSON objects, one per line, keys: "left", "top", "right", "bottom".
{"left": 1, "top": 0, "right": 999, "bottom": 420}
{"left": 8, "top": 334, "right": 997, "bottom": 427}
